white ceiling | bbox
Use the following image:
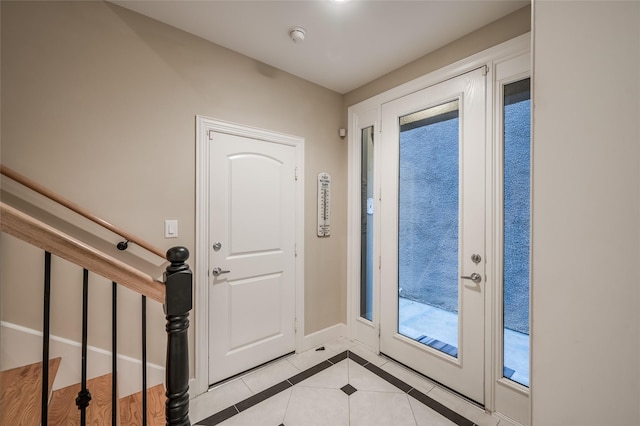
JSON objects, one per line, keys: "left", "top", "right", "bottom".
{"left": 112, "top": 0, "right": 528, "bottom": 94}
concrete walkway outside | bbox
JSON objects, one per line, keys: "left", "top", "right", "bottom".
{"left": 398, "top": 297, "right": 529, "bottom": 387}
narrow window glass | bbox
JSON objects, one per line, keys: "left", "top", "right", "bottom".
{"left": 503, "top": 78, "right": 531, "bottom": 387}
{"left": 360, "top": 126, "right": 374, "bottom": 321}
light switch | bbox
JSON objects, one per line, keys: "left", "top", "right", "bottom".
{"left": 165, "top": 220, "right": 178, "bottom": 238}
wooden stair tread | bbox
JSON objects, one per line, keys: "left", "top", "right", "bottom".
{"left": 119, "top": 384, "right": 166, "bottom": 425}
{"left": 49, "top": 372, "right": 117, "bottom": 425}
{"left": 2, "top": 360, "right": 166, "bottom": 425}
{"left": 0, "top": 357, "right": 61, "bottom": 426}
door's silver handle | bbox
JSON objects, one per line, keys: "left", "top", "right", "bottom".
{"left": 212, "top": 267, "right": 230, "bottom": 276}
{"left": 461, "top": 273, "right": 482, "bottom": 284}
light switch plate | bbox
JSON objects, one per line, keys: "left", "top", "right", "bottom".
{"left": 165, "top": 219, "right": 178, "bottom": 238}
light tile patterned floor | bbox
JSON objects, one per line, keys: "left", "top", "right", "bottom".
{"left": 191, "top": 338, "right": 517, "bottom": 426}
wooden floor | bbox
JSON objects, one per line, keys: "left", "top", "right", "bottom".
{"left": 0, "top": 357, "right": 61, "bottom": 426}
{"left": 49, "top": 373, "right": 116, "bottom": 425}
{"left": 119, "top": 384, "right": 166, "bottom": 425}
{"left": 0, "top": 358, "right": 166, "bottom": 425}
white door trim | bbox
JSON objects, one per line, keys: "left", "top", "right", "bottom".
{"left": 379, "top": 67, "right": 487, "bottom": 404}
{"left": 194, "top": 116, "right": 305, "bottom": 396}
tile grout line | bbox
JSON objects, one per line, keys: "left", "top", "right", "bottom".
{"left": 346, "top": 358, "right": 351, "bottom": 425}
{"left": 279, "top": 382, "right": 295, "bottom": 426}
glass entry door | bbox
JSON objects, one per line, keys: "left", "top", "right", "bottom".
{"left": 379, "top": 67, "right": 486, "bottom": 404}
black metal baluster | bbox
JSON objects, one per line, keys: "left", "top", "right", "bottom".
{"left": 41, "top": 251, "right": 52, "bottom": 426}
{"left": 142, "top": 295, "right": 148, "bottom": 426}
{"left": 164, "top": 247, "right": 192, "bottom": 426}
{"left": 112, "top": 282, "right": 118, "bottom": 426}
{"left": 75, "top": 269, "right": 91, "bottom": 426}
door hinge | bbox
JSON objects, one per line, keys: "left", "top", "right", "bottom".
{"left": 482, "top": 65, "right": 489, "bottom": 76}
{"left": 378, "top": 255, "right": 381, "bottom": 270}
{"left": 294, "top": 243, "right": 298, "bottom": 257}
{"left": 208, "top": 130, "right": 214, "bottom": 141}
{"left": 295, "top": 167, "right": 299, "bottom": 181}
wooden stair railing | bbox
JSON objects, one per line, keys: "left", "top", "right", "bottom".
{"left": 1, "top": 164, "right": 166, "bottom": 259}
{"left": 1, "top": 202, "right": 166, "bottom": 303}
{"left": 0, "top": 191, "right": 192, "bottom": 424}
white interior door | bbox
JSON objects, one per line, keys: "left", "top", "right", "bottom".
{"left": 208, "top": 130, "right": 297, "bottom": 385}
{"left": 379, "top": 67, "right": 486, "bottom": 404}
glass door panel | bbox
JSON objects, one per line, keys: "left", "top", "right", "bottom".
{"left": 503, "top": 78, "right": 531, "bottom": 387}
{"left": 398, "top": 100, "right": 460, "bottom": 358}
{"left": 360, "top": 126, "right": 375, "bottom": 321}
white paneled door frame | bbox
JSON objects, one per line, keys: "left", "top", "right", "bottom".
{"left": 194, "top": 116, "right": 305, "bottom": 396}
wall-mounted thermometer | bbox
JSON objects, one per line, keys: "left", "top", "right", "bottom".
{"left": 317, "top": 172, "right": 331, "bottom": 237}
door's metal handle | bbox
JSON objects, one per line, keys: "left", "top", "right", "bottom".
{"left": 212, "top": 267, "right": 230, "bottom": 276}
{"left": 461, "top": 272, "right": 482, "bottom": 284}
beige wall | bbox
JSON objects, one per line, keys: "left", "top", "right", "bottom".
{"left": 532, "top": 1, "right": 640, "bottom": 424}
{"left": 1, "top": 0, "right": 534, "bottom": 392}
{"left": 344, "top": 5, "right": 531, "bottom": 108}
{"left": 1, "top": 0, "right": 346, "bottom": 367}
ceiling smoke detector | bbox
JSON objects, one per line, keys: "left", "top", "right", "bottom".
{"left": 289, "top": 27, "right": 306, "bottom": 43}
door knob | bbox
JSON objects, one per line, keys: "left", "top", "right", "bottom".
{"left": 461, "top": 273, "right": 482, "bottom": 284}
{"left": 212, "top": 267, "right": 230, "bottom": 276}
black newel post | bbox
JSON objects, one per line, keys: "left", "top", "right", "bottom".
{"left": 164, "top": 246, "right": 192, "bottom": 426}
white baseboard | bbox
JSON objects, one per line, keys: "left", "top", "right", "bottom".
{"left": 300, "top": 323, "right": 347, "bottom": 352}
{"left": 0, "top": 321, "right": 164, "bottom": 398}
